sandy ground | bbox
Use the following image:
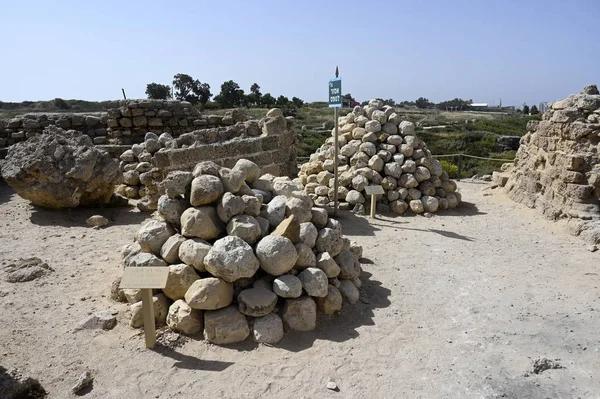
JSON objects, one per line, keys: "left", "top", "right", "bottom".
{"left": 0, "top": 180, "right": 598, "bottom": 399}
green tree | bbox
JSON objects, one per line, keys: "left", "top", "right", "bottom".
{"left": 261, "top": 93, "right": 276, "bottom": 107}
{"left": 54, "top": 98, "right": 70, "bottom": 110}
{"left": 522, "top": 104, "right": 530, "bottom": 115}
{"left": 291, "top": 96, "right": 304, "bottom": 108}
{"left": 382, "top": 98, "right": 396, "bottom": 106}
{"left": 145, "top": 83, "right": 172, "bottom": 100}
{"left": 530, "top": 105, "right": 539, "bottom": 115}
{"left": 172, "top": 73, "right": 211, "bottom": 106}
{"left": 415, "top": 97, "right": 432, "bottom": 109}
{"left": 276, "top": 95, "right": 290, "bottom": 106}
{"left": 215, "top": 80, "right": 245, "bottom": 108}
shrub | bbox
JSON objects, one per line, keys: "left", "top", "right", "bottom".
{"left": 439, "top": 159, "right": 459, "bottom": 178}
{"left": 54, "top": 98, "right": 70, "bottom": 110}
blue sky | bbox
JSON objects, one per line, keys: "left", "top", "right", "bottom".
{"left": 1, "top": 0, "right": 598, "bottom": 107}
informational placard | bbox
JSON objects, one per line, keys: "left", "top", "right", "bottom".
{"left": 328, "top": 78, "right": 342, "bottom": 108}
{"left": 119, "top": 267, "right": 169, "bottom": 289}
{"left": 364, "top": 185, "right": 385, "bottom": 195}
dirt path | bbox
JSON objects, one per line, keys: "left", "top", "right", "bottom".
{"left": 0, "top": 181, "right": 598, "bottom": 398}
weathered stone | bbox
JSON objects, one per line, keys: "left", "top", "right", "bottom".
{"left": 226, "top": 214, "right": 262, "bottom": 245}
{"left": 335, "top": 250, "right": 361, "bottom": 279}
{"left": 256, "top": 235, "right": 298, "bottom": 276}
{"left": 316, "top": 252, "right": 340, "bottom": 277}
{"left": 86, "top": 215, "right": 109, "bottom": 227}
{"left": 1, "top": 127, "right": 121, "bottom": 208}
{"left": 237, "top": 287, "right": 277, "bottom": 317}
{"left": 160, "top": 234, "right": 187, "bottom": 264}
{"left": 123, "top": 252, "right": 167, "bottom": 267}
{"left": 295, "top": 243, "right": 317, "bottom": 269}
{"left": 315, "top": 228, "right": 343, "bottom": 257}
{"left": 409, "top": 199, "right": 425, "bottom": 213}
{"left": 316, "top": 285, "right": 343, "bottom": 314}
{"left": 265, "top": 195, "right": 287, "bottom": 227}
{"left": 180, "top": 206, "right": 225, "bottom": 240}
{"left": 163, "top": 264, "right": 200, "bottom": 301}
{"left": 190, "top": 175, "right": 224, "bottom": 206}
{"left": 282, "top": 297, "right": 317, "bottom": 331}
{"left": 271, "top": 214, "right": 301, "bottom": 243}
{"left": 311, "top": 208, "right": 328, "bottom": 229}
{"left": 217, "top": 192, "right": 246, "bottom": 223}
{"left": 339, "top": 280, "right": 360, "bottom": 304}
{"left": 177, "top": 237, "right": 212, "bottom": 271}
{"left": 204, "top": 236, "right": 259, "bottom": 282}
{"left": 130, "top": 293, "right": 169, "bottom": 327}
{"left": 137, "top": 220, "right": 176, "bottom": 255}
{"left": 203, "top": 306, "right": 249, "bottom": 344}
{"left": 167, "top": 299, "right": 203, "bottom": 335}
{"left": 157, "top": 195, "right": 187, "bottom": 226}
{"left": 160, "top": 171, "right": 193, "bottom": 199}
{"left": 219, "top": 167, "right": 246, "bottom": 193}
{"left": 273, "top": 275, "right": 303, "bottom": 298}
{"left": 192, "top": 161, "right": 221, "bottom": 177}
{"left": 299, "top": 222, "right": 318, "bottom": 248}
{"left": 185, "top": 277, "right": 233, "bottom": 310}
{"left": 298, "top": 267, "right": 329, "bottom": 297}
{"left": 252, "top": 313, "right": 284, "bottom": 344}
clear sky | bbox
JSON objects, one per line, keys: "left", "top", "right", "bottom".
{"left": 1, "top": 0, "right": 598, "bottom": 107}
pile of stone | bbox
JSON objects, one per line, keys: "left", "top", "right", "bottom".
{"left": 116, "top": 158, "right": 365, "bottom": 345}
{"left": 0, "top": 126, "right": 122, "bottom": 208}
{"left": 493, "top": 85, "right": 600, "bottom": 246}
{"left": 114, "top": 132, "right": 179, "bottom": 200}
{"left": 298, "top": 99, "right": 461, "bottom": 215}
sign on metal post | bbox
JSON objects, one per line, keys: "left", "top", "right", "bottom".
{"left": 120, "top": 267, "right": 169, "bottom": 349}
{"left": 329, "top": 67, "right": 341, "bottom": 215}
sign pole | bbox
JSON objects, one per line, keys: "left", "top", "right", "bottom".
{"left": 328, "top": 66, "right": 341, "bottom": 217}
{"left": 141, "top": 288, "right": 156, "bottom": 349}
{"left": 333, "top": 106, "right": 338, "bottom": 216}
{"left": 119, "top": 266, "right": 170, "bottom": 350}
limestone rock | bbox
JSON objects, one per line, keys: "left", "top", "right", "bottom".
{"left": 282, "top": 297, "right": 317, "bottom": 331}
{"left": 252, "top": 313, "right": 284, "bottom": 344}
{"left": 316, "top": 285, "right": 343, "bottom": 314}
{"left": 130, "top": 293, "right": 170, "bottom": 327}
{"left": 178, "top": 238, "right": 211, "bottom": 272}
{"left": 294, "top": 243, "right": 317, "bottom": 269}
{"left": 160, "top": 234, "right": 186, "bottom": 264}
{"left": 203, "top": 306, "right": 250, "bottom": 344}
{"left": 167, "top": 300, "right": 203, "bottom": 335}
{"left": 311, "top": 208, "right": 328, "bottom": 229}
{"left": 273, "top": 275, "right": 303, "bottom": 298}
{"left": 237, "top": 287, "right": 278, "bottom": 317}
{"left": 339, "top": 280, "right": 359, "bottom": 304}
{"left": 204, "top": 236, "right": 260, "bottom": 282}
{"left": 180, "top": 206, "right": 225, "bottom": 240}
{"left": 159, "top": 171, "right": 193, "bottom": 199}
{"left": 123, "top": 252, "right": 167, "bottom": 267}
{"left": 270, "top": 214, "right": 301, "bottom": 243}
{"left": 316, "top": 252, "right": 340, "bottom": 278}
{"left": 298, "top": 267, "right": 329, "bottom": 297}
{"left": 1, "top": 126, "right": 120, "bottom": 208}
{"left": 163, "top": 264, "right": 200, "bottom": 301}
{"left": 86, "top": 215, "right": 109, "bottom": 227}
{"left": 226, "top": 214, "right": 262, "bottom": 245}
{"left": 335, "top": 250, "right": 361, "bottom": 279}
{"left": 315, "top": 228, "right": 343, "bottom": 257}
{"left": 256, "top": 235, "right": 298, "bottom": 276}
{"left": 157, "top": 195, "right": 187, "bottom": 226}
{"left": 299, "top": 222, "right": 318, "bottom": 248}
{"left": 190, "top": 175, "right": 224, "bottom": 206}
{"left": 234, "top": 159, "right": 261, "bottom": 183}
{"left": 265, "top": 195, "right": 287, "bottom": 227}
{"left": 217, "top": 192, "right": 246, "bottom": 223}
{"left": 185, "top": 277, "right": 233, "bottom": 310}
{"left": 219, "top": 167, "right": 246, "bottom": 193}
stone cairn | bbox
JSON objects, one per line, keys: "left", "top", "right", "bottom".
{"left": 298, "top": 99, "right": 461, "bottom": 215}
{"left": 493, "top": 85, "right": 600, "bottom": 246}
{"left": 115, "top": 159, "right": 365, "bottom": 345}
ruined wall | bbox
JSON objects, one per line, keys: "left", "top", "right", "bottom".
{"left": 113, "top": 108, "right": 297, "bottom": 210}
{"left": 0, "top": 99, "right": 244, "bottom": 147}
{"left": 493, "top": 85, "right": 600, "bottom": 245}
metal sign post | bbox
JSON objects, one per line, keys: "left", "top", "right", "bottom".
{"left": 328, "top": 67, "right": 342, "bottom": 216}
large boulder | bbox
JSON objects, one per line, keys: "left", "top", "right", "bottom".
{"left": 203, "top": 306, "right": 250, "bottom": 344}
{"left": 255, "top": 235, "right": 298, "bottom": 276}
{"left": 1, "top": 127, "right": 121, "bottom": 208}
{"left": 204, "top": 236, "right": 260, "bottom": 282}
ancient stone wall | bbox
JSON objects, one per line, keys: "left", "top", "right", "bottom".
{"left": 0, "top": 99, "right": 244, "bottom": 147}
{"left": 493, "top": 85, "right": 600, "bottom": 245}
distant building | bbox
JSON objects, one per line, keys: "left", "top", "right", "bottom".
{"left": 469, "top": 103, "right": 488, "bottom": 110}
{"left": 539, "top": 102, "right": 550, "bottom": 113}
